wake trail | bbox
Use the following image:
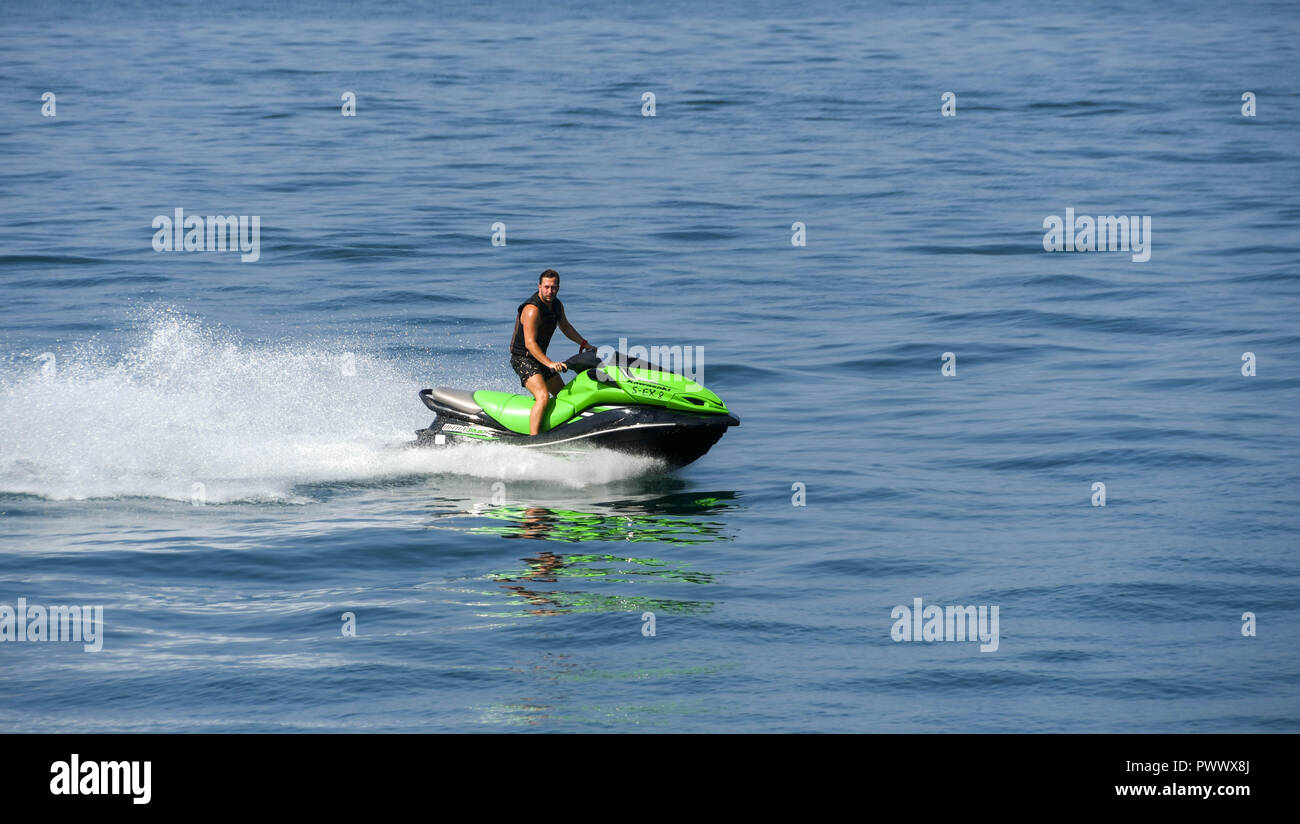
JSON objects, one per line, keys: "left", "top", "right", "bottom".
{"left": 0, "top": 309, "right": 662, "bottom": 503}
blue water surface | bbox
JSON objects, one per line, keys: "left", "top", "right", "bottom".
{"left": 0, "top": 0, "right": 1297, "bottom": 732}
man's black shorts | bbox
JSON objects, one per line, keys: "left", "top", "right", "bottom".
{"left": 510, "top": 352, "right": 556, "bottom": 388}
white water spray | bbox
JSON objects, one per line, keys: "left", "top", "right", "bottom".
{"left": 0, "top": 311, "right": 662, "bottom": 503}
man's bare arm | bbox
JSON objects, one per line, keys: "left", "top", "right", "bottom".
{"left": 558, "top": 313, "right": 589, "bottom": 349}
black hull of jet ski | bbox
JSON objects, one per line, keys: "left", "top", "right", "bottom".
{"left": 415, "top": 397, "right": 738, "bottom": 469}
{"left": 414, "top": 347, "right": 738, "bottom": 468}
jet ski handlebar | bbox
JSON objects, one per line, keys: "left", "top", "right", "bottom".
{"left": 561, "top": 346, "right": 684, "bottom": 379}
{"left": 562, "top": 349, "right": 605, "bottom": 372}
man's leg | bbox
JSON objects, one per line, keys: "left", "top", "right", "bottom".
{"left": 544, "top": 372, "right": 565, "bottom": 397}
{"left": 525, "top": 373, "right": 550, "bottom": 436}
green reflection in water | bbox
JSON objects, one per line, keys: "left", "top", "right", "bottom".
{"left": 471, "top": 503, "right": 727, "bottom": 545}
{"left": 447, "top": 493, "right": 738, "bottom": 618}
{"left": 479, "top": 545, "right": 715, "bottom": 616}
{"left": 491, "top": 551, "right": 717, "bottom": 585}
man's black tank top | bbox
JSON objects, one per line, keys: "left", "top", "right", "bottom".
{"left": 509, "top": 293, "right": 564, "bottom": 357}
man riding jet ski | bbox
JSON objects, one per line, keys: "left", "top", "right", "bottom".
{"left": 507, "top": 268, "right": 593, "bottom": 436}
{"left": 415, "top": 268, "right": 738, "bottom": 467}
{"left": 415, "top": 347, "right": 739, "bottom": 468}
{"left": 418, "top": 343, "right": 743, "bottom": 465}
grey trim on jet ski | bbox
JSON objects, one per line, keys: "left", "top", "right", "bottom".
{"left": 428, "top": 387, "right": 482, "bottom": 416}
{"left": 511, "top": 421, "right": 678, "bottom": 448}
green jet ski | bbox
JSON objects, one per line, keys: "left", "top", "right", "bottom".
{"left": 415, "top": 348, "right": 739, "bottom": 468}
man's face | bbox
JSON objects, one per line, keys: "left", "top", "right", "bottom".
{"left": 538, "top": 277, "right": 559, "bottom": 302}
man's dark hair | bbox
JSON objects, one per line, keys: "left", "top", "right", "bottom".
{"left": 539, "top": 269, "right": 559, "bottom": 284}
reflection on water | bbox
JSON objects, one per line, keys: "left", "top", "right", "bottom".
{"left": 488, "top": 546, "right": 716, "bottom": 616}
{"left": 430, "top": 488, "right": 738, "bottom": 619}
{"left": 471, "top": 491, "right": 737, "bottom": 545}
{"left": 496, "top": 549, "right": 717, "bottom": 584}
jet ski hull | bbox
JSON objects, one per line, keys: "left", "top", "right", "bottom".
{"left": 414, "top": 348, "right": 738, "bottom": 468}
{"left": 415, "top": 394, "right": 738, "bottom": 468}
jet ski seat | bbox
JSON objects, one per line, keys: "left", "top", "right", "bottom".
{"left": 429, "top": 387, "right": 483, "bottom": 416}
